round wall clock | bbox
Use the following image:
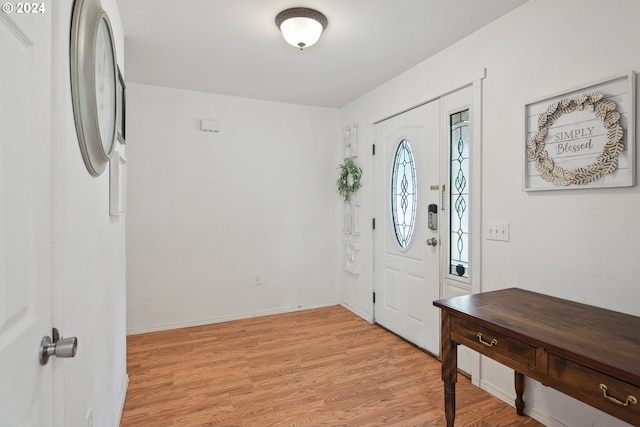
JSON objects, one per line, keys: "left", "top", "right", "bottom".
{"left": 70, "top": 0, "right": 118, "bottom": 176}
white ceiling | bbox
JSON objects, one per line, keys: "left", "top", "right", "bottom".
{"left": 117, "top": 0, "right": 529, "bottom": 108}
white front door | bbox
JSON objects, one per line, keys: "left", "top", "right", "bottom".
{"left": 373, "top": 100, "right": 441, "bottom": 355}
{"left": 0, "top": 4, "right": 54, "bottom": 426}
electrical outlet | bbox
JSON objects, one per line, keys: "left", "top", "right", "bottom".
{"left": 487, "top": 222, "right": 510, "bottom": 242}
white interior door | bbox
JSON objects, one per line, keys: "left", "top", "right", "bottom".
{"left": 0, "top": 5, "right": 53, "bottom": 427}
{"left": 373, "top": 100, "right": 441, "bottom": 355}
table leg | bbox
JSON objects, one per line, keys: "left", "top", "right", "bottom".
{"left": 441, "top": 311, "right": 458, "bottom": 427}
{"left": 444, "top": 381, "right": 456, "bottom": 426}
{"left": 515, "top": 371, "right": 525, "bottom": 416}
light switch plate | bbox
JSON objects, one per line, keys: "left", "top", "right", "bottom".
{"left": 487, "top": 222, "right": 510, "bottom": 242}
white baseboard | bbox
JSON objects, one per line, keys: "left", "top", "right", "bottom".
{"left": 126, "top": 300, "right": 341, "bottom": 335}
{"left": 480, "top": 379, "right": 567, "bottom": 427}
{"left": 340, "top": 302, "right": 372, "bottom": 323}
{"left": 115, "top": 374, "right": 129, "bottom": 427}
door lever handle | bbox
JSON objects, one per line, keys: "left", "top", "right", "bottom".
{"left": 427, "top": 238, "right": 438, "bottom": 246}
{"left": 40, "top": 335, "right": 78, "bottom": 365}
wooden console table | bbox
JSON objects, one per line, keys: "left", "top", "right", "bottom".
{"left": 433, "top": 288, "right": 640, "bottom": 426}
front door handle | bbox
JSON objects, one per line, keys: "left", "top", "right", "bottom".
{"left": 40, "top": 330, "right": 78, "bottom": 365}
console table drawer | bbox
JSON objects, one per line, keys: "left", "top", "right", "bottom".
{"left": 549, "top": 355, "right": 640, "bottom": 422}
{"left": 435, "top": 289, "right": 640, "bottom": 426}
{"left": 450, "top": 317, "right": 537, "bottom": 369}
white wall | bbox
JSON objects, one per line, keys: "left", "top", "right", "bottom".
{"left": 50, "top": 1, "right": 128, "bottom": 426}
{"left": 126, "top": 84, "right": 341, "bottom": 333}
{"left": 340, "top": 0, "right": 640, "bottom": 426}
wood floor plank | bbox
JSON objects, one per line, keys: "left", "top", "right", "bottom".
{"left": 120, "top": 305, "right": 544, "bottom": 426}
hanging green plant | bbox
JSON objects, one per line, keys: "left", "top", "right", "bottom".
{"left": 336, "top": 158, "right": 362, "bottom": 202}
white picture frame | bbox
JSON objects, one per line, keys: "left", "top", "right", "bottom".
{"left": 524, "top": 72, "right": 635, "bottom": 191}
{"left": 343, "top": 239, "right": 360, "bottom": 276}
{"left": 343, "top": 124, "right": 359, "bottom": 159}
{"left": 342, "top": 200, "right": 360, "bottom": 236}
{"left": 109, "top": 151, "right": 127, "bottom": 216}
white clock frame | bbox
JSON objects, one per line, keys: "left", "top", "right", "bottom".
{"left": 70, "top": 0, "right": 118, "bottom": 176}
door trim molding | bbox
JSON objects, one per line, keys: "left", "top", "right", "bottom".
{"left": 370, "top": 68, "right": 486, "bottom": 126}
{"left": 114, "top": 375, "right": 129, "bottom": 427}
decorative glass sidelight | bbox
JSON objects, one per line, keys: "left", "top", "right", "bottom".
{"left": 391, "top": 139, "right": 417, "bottom": 249}
{"left": 449, "top": 110, "right": 470, "bottom": 277}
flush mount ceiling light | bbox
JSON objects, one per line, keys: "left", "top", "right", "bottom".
{"left": 275, "top": 7, "right": 328, "bottom": 50}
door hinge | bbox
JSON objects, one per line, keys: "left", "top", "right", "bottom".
{"left": 372, "top": 144, "right": 376, "bottom": 155}
{"left": 372, "top": 218, "right": 376, "bottom": 230}
{"left": 373, "top": 292, "right": 376, "bottom": 304}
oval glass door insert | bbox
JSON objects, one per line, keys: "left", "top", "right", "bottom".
{"left": 391, "top": 139, "right": 417, "bottom": 249}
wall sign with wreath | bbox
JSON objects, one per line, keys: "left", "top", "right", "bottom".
{"left": 337, "top": 157, "right": 362, "bottom": 275}
{"left": 524, "top": 72, "right": 635, "bottom": 191}
{"left": 337, "top": 158, "right": 362, "bottom": 202}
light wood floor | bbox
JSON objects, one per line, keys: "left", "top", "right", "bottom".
{"left": 120, "top": 305, "right": 544, "bottom": 426}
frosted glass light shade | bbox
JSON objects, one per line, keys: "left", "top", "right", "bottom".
{"left": 275, "top": 8, "right": 327, "bottom": 50}
{"left": 280, "top": 17, "right": 323, "bottom": 49}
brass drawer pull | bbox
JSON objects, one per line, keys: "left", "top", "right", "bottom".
{"left": 477, "top": 332, "right": 498, "bottom": 347}
{"left": 599, "top": 384, "right": 638, "bottom": 406}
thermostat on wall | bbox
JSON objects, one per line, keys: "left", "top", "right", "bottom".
{"left": 200, "top": 119, "right": 220, "bottom": 133}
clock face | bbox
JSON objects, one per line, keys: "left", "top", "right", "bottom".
{"left": 95, "top": 17, "right": 116, "bottom": 156}
{"left": 70, "top": 0, "right": 118, "bottom": 176}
